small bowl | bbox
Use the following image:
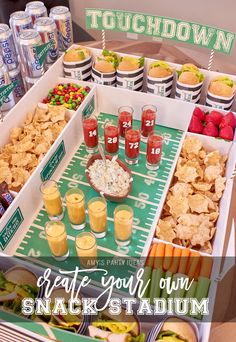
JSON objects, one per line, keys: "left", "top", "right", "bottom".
{"left": 85, "top": 154, "right": 133, "bottom": 202}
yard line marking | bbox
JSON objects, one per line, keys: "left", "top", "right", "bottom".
{"left": 141, "top": 234, "right": 147, "bottom": 239}
{"left": 17, "top": 246, "right": 25, "bottom": 251}
{"left": 25, "top": 234, "right": 31, "bottom": 239}
{"left": 30, "top": 224, "right": 124, "bottom": 257}
{"left": 21, "top": 240, "right": 28, "bottom": 245}
{"left": 131, "top": 170, "right": 166, "bottom": 183}
{"left": 145, "top": 223, "right": 152, "bottom": 227}
{"left": 147, "top": 217, "right": 154, "bottom": 221}
{"left": 136, "top": 245, "right": 144, "bottom": 249}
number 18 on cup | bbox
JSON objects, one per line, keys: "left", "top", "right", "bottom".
{"left": 146, "top": 132, "right": 164, "bottom": 170}
{"left": 82, "top": 115, "right": 98, "bottom": 154}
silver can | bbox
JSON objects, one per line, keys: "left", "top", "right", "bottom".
{"left": 26, "top": 1, "right": 48, "bottom": 24}
{"left": 0, "top": 24, "right": 18, "bottom": 71}
{"left": 19, "top": 29, "right": 44, "bottom": 78}
{"left": 25, "top": 76, "right": 40, "bottom": 90}
{"left": 49, "top": 6, "right": 73, "bottom": 52}
{"left": 9, "top": 66, "right": 25, "bottom": 103}
{"left": 0, "top": 58, "right": 15, "bottom": 112}
{"left": 9, "top": 11, "right": 33, "bottom": 48}
{"left": 35, "top": 17, "right": 59, "bottom": 65}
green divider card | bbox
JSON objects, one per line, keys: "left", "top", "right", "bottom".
{"left": 40, "top": 140, "right": 66, "bottom": 182}
{"left": 85, "top": 9, "right": 235, "bottom": 54}
{"left": 0, "top": 207, "right": 23, "bottom": 250}
{"left": 82, "top": 95, "right": 95, "bottom": 118}
{"left": 0, "top": 81, "right": 18, "bottom": 107}
{"left": 35, "top": 41, "right": 54, "bottom": 67}
{"left": 16, "top": 113, "right": 184, "bottom": 291}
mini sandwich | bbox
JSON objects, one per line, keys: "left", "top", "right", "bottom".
{"left": 208, "top": 76, "right": 236, "bottom": 97}
{"left": 148, "top": 61, "right": 173, "bottom": 78}
{"left": 63, "top": 46, "right": 91, "bottom": 62}
{"left": 177, "top": 63, "right": 205, "bottom": 85}
{"left": 156, "top": 318, "right": 197, "bottom": 342}
{"left": 88, "top": 309, "right": 145, "bottom": 342}
{"left": 94, "top": 50, "right": 119, "bottom": 73}
{"left": 118, "top": 56, "right": 144, "bottom": 72}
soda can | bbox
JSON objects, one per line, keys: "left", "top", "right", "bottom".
{"left": 49, "top": 6, "right": 73, "bottom": 52}
{"left": 0, "top": 58, "right": 15, "bottom": 112}
{"left": 35, "top": 17, "right": 59, "bottom": 65}
{"left": 26, "top": 1, "right": 48, "bottom": 24}
{"left": 9, "top": 11, "right": 33, "bottom": 48}
{"left": 18, "top": 29, "right": 44, "bottom": 78}
{"left": 0, "top": 24, "right": 18, "bottom": 71}
{"left": 25, "top": 76, "right": 40, "bottom": 90}
{"left": 9, "top": 66, "right": 25, "bottom": 103}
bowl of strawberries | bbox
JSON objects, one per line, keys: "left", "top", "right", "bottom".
{"left": 189, "top": 107, "right": 235, "bottom": 141}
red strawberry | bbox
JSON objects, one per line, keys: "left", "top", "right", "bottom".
{"left": 202, "top": 122, "right": 218, "bottom": 137}
{"left": 193, "top": 107, "right": 205, "bottom": 121}
{"left": 219, "top": 112, "right": 236, "bottom": 129}
{"left": 188, "top": 115, "right": 203, "bottom": 134}
{"left": 205, "top": 110, "right": 223, "bottom": 126}
{"left": 219, "top": 125, "right": 234, "bottom": 141}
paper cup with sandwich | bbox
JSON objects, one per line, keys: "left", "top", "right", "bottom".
{"left": 88, "top": 307, "right": 145, "bottom": 342}
{"left": 91, "top": 50, "right": 119, "bottom": 86}
{"left": 146, "top": 317, "right": 199, "bottom": 342}
{"left": 147, "top": 60, "right": 174, "bottom": 97}
{"left": 175, "top": 64, "right": 205, "bottom": 103}
{"left": 117, "top": 56, "right": 145, "bottom": 91}
{"left": 206, "top": 76, "right": 236, "bottom": 110}
{"left": 63, "top": 46, "right": 92, "bottom": 81}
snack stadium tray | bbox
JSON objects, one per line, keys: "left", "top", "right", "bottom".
{"left": 14, "top": 111, "right": 185, "bottom": 287}
{"left": 0, "top": 75, "right": 193, "bottom": 284}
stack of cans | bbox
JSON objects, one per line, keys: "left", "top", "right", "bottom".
{"left": 0, "top": 24, "right": 25, "bottom": 112}
{"left": 0, "top": 1, "right": 74, "bottom": 111}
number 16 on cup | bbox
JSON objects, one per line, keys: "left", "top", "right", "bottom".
{"left": 146, "top": 132, "right": 164, "bottom": 170}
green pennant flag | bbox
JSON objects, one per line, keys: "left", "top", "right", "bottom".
{"left": 35, "top": 41, "right": 54, "bottom": 66}
{"left": 85, "top": 8, "right": 235, "bottom": 55}
{"left": 0, "top": 81, "right": 17, "bottom": 107}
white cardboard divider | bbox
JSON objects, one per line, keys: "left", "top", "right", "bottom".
{"left": 58, "top": 44, "right": 236, "bottom": 111}
{"left": 0, "top": 79, "right": 97, "bottom": 253}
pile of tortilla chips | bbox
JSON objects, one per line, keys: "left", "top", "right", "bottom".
{"left": 156, "top": 136, "right": 227, "bottom": 254}
{"left": 0, "top": 105, "right": 68, "bottom": 191}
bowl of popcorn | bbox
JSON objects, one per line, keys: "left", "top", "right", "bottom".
{"left": 85, "top": 155, "right": 133, "bottom": 202}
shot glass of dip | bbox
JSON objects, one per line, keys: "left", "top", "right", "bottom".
{"left": 82, "top": 115, "right": 98, "bottom": 154}
{"left": 76, "top": 231, "right": 97, "bottom": 268}
{"left": 141, "top": 104, "right": 157, "bottom": 142}
{"left": 65, "top": 188, "right": 86, "bottom": 230}
{"left": 114, "top": 204, "right": 133, "bottom": 246}
{"left": 104, "top": 122, "right": 119, "bottom": 156}
{"left": 125, "top": 129, "right": 141, "bottom": 165}
{"left": 146, "top": 132, "right": 164, "bottom": 170}
{"left": 40, "top": 180, "right": 64, "bottom": 220}
{"left": 88, "top": 197, "right": 107, "bottom": 238}
{"left": 45, "top": 221, "right": 69, "bottom": 261}
{"left": 118, "top": 106, "right": 133, "bottom": 143}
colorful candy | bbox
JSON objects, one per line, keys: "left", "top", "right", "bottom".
{"left": 42, "top": 83, "right": 91, "bottom": 111}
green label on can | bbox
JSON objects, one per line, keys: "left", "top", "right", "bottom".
{"left": 35, "top": 41, "right": 54, "bottom": 67}
{"left": 82, "top": 95, "right": 95, "bottom": 117}
{"left": 40, "top": 140, "right": 66, "bottom": 182}
{"left": 0, "top": 81, "right": 18, "bottom": 107}
{"left": 0, "top": 208, "right": 24, "bottom": 250}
